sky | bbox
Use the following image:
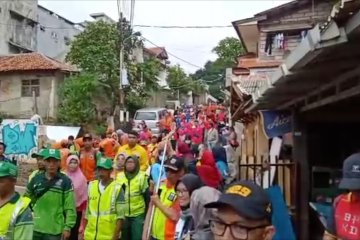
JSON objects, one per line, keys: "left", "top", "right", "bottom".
{"left": 38, "top": 0, "right": 290, "bottom": 73}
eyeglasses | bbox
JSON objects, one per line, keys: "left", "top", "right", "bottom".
{"left": 176, "top": 189, "right": 189, "bottom": 196}
{"left": 209, "top": 219, "right": 269, "bottom": 240}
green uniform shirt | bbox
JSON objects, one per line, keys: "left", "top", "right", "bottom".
{"left": 25, "top": 172, "right": 77, "bottom": 235}
{"left": 0, "top": 192, "right": 33, "bottom": 240}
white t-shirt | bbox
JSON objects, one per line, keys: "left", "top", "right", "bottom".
{"left": 98, "top": 181, "right": 106, "bottom": 194}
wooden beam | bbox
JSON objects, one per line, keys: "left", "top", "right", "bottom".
{"left": 301, "top": 82, "right": 360, "bottom": 112}
{"left": 292, "top": 110, "right": 309, "bottom": 240}
{"left": 280, "top": 66, "right": 360, "bottom": 110}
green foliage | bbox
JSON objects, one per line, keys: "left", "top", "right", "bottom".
{"left": 93, "top": 123, "right": 107, "bottom": 136}
{"left": 57, "top": 74, "right": 98, "bottom": 125}
{"left": 212, "top": 37, "right": 244, "bottom": 65}
{"left": 191, "top": 37, "right": 245, "bottom": 100}
{"left": 167, "top": 65, "right": 206, "bottom": 98}
{"left": 125, "top": 92, "right": 147, "bottom": 116}
{"left": 65, "top": 20, "right": 162, "bottom": 116}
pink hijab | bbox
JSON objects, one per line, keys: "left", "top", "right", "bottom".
{"left": 66, "top": 155, "right": 88, "bottom": 208}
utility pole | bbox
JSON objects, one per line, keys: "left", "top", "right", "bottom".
{"left": 119, "top": 13, "right": 124, "bottom": 110}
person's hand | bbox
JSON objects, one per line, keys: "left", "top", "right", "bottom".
{"left": 151, "top": 194, "right": 161, "bottom": 207}
{"left": 112, "top": 233, "right": 120, "bottom": 240}
{"left": 62, "top": 230, "right": 71, "bottom": 240}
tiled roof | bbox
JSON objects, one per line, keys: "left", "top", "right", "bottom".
{"left": 144, "top": 47, "right": 168, "bottom": 60}
{"left": 0, "top": 53, "right": 77, "bottom": 73}
{"left": 237, "top": 57, "right": 281, "bottom": 69}
{"left": 234, "top": 74, "right": 269, "bottom": 96}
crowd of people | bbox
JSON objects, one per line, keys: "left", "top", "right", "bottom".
{"left": 0, "top": 104, "right": 277, "bottom": 240}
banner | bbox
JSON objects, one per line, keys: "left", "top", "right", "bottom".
{"left": 260, "top": 110, "right": 292, "bottom": 139}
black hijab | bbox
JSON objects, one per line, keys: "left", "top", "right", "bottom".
{"left": 176, "top": 173, "right": 204, "bottom": 196}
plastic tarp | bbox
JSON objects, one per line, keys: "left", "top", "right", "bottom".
{"left": 44, "top": 125, "right": 81, "bottom": 142}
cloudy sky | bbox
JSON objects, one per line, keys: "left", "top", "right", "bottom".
{"left": 38, "top": 0, "right": 290, "bottom": 73}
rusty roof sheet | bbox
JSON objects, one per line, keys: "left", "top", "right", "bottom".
{"left": 233, "top": 74, "right": 269, "bottom": 96}
{"left": 0, "top": 53, "right": 77, "bottom": 73}
{"left": 237, "top": 57, "right": 282, "bottom": 69}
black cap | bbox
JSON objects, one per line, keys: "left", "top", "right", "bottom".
{"left": 339, "top": 153, "right": 360, "bottom": 190}
{"left": 164, "top": 156, "right": 185, "bottom": 171}
{"left": 205, "top": 180, "right": 272, "bottom": 221}
{"left": 83, "top": 133, "right": 92, "bottom": 140}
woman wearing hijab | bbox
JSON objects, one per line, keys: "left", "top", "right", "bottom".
{"left": 190, "top": 185, "right": 220, "bottom": 240}
{"left": 117, "top": 155, "right": 150, "bottom": 240}
{"left": 212, "top": 142, "right": 229, "bottom": 180}
{"left": 174, "top": 174, "right": 204, "bottom": 240}
{"left": 196, "top": 150, "right": 222, "bottom": 189}
{"left": 65, "top": 155, "right": 88, "bottom": 240}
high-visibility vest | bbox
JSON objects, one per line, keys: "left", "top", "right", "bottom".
{"left": 0, "top": 196, "right": 31, "bottom": 239}
{"left": 334, "top": 193, "right": 360, "bottom": 240}
{"left": 84, "top": 180, "right": 122, "bottom": 240}
{"left": 117, "top": 172, "right": 147, "bottom": 217}
{"left": 151, "top": 180, "right": 178, "bottom": 240}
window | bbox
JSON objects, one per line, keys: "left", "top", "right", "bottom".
{"left": 21, "top": 79, "right": 40, "bottom": 97}
{"left": 134, "top": 112, "right": 157, "bottom": 121}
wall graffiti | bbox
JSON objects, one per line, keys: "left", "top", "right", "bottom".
{"left": 0, "top": 119, "right": 38, "bottom": 162}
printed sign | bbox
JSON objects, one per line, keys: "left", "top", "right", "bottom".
{"left": 260, "top": 110, "right": 292, "bottom": 139}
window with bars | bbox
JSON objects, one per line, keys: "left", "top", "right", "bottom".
{"left": 21, "top": 79, "right": 40, "bottom": 97}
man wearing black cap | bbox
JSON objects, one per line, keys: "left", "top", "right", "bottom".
{"left": 323, "top": 153, "right": 360, "bottom": 240}
{"left": 205, "top": 180, "right": 275, "bottom": 240}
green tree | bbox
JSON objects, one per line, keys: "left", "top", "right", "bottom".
{"left": 212, "top": 37, "right": 244, "bottom": 64}
{"left": 57, "top": 74, "right": 98, "bottom": 125}
{"left": 167, "top": 65, "right": 205, "bottom": 99}
{"left": 65, "top": 19, "right": 162, "bottom": 124}
{"left": 191, "top": 37, "right": 245, "bottom": 100}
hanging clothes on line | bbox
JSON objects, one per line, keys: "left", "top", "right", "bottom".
{"left": 274, "top": 33, "right": 284, "bottom": 49}
{"left": 301, "top": 30, "right": 308, "bottom": 40}
{"left": 265, "top": 34, "right": 273, "bottom": 55}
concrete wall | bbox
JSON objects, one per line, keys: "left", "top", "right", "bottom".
{"left": 0, "top": 71, "right": 64, "bottom": 119}
{"left": 0, "top": 0, "right": 38, "bottom": 54}
{"left": 258, "top": 1, "right": 333, "bottom": 61}
{"left": 37, "top": 6, "right": 81, "bottom": 61}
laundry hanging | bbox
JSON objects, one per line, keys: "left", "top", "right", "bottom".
{"left": 265, "top": 34, "right": 274, "bottom": 55}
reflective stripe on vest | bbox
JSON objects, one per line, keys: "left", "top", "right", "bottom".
{"left": 0, "top": 197, "right": 31, "bottom": 239}
{"left": 335, "top": 193, "right": 360, "bottom": 240}
{"left": 151, "top": 181, "right": 177, "bottom": 240}
{"left": 117, "top": 172, "right": 146, "bottom": 217}
{"left": 84, "top": 180, "right": 122, "bottom": 240}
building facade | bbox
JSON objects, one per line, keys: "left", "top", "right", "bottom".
{"left": 37, "top": 5, "right": 82, "bottom": 62}
{"left": 0, "top": 53, "right": 76, "bottom": 120}
{"left": 0, "top": 0, "right": 38, "bottom": 54}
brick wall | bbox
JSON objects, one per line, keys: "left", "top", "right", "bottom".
{"left": 257, "top": 1, "right": 333, "bottom": 61}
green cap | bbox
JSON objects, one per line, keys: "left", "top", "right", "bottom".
{"left": 42, "top": 149, "right": 61, "bottom": 161}
{"left": 31, "top": 148, "right": 47, "bottom": 159}
{"left": 97, "top": 157, "right": 113, "bottom": 170}
{"left": 0, "top": 162, "right": 18, "bottom": 178}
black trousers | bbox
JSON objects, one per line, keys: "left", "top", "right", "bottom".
{"left": 69, "top": 211, "right": 82, "bottom": 240}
